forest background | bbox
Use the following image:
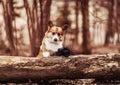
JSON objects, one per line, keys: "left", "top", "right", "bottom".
{"left": 0, "top": 0, "right": 119, "bottom": 57}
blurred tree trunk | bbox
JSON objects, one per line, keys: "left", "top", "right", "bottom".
{"left": 39, "top": 0, "right": 44, "bottom": 46}
{"left": 39, "top": 0, "right": 52, "bottom": 40}
{"left": 24, "top": 0, "right": 35, "bottom": 56}
{"left": 56, "top": 0, "right": 70, "bottom": 26}
{"left": 74, "top": 0, "right": 79, "bottom": 45}
{"left": 42, "top": 0, "right": 52, "bottom": 33}
{"left": 118, "top": 0, "right": 120, "bottom": 43}
{"left": 105, "top": 0, "right": 119, "bottom": 45}
{"left": 105, "top": 0, "right": 114, "bottom": 45}
{"left": 80, "top": 0, "right": 91, "bottom": 54}
{"left": 2, "top": 0, "right": 16, "bottom": 55}
{"left": 114, "top": 0, "right": 119, "bottom": 43}
{"left": 63, "top": 0, "right": 69, "bottom": 25}
{"left": 32, "top": 0, "right": 40, "bottom": 56}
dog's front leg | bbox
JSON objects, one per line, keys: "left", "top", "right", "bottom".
{"left": 43, "top": 51, "right": 50, "bottom": 57}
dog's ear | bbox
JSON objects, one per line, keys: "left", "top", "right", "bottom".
{"left": 62, "top": 24, "right": 68, "bottom": 31}
{"left": 48, "top": 21, "right": 53, "bottom": 27}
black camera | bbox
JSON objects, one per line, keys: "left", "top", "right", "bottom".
{"left": 55, "top": 47, "right": 70, "bottom": 57}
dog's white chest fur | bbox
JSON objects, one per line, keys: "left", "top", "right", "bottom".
{"left": 45, "top": 40, "right": 63, "bottom": 52}
{"left": 41, "top": 38, "right": 63, "bottom": 57}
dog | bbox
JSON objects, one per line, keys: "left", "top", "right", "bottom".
{"left": 37, "top": 21, "right": 68, "bottom": 57}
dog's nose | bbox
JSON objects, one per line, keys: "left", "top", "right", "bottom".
{"left": 54, "top": 38, "right": 58, "bottom": 42}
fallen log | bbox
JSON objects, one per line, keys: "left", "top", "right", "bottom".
{"left": 0, "top": 53, "right": 120, "bottom": 83}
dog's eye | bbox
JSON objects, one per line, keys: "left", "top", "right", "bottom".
{"left": 52, "top": 32, "right": 55, "bottom": 35}
{"left": 58, "top": 33, "right": 60, "bottom": 36}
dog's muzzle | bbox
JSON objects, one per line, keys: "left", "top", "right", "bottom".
{"left": 52, "top": 34, "right": 59, "bottom": 42}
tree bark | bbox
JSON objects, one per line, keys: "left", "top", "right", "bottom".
{"left": 114, "top": 0, "right": 119, "bottom": 43}
{"left": 0, "top": 54, "right": 120, "bottom": 82}
{"left": 105, "top": 0, "right": 117, "bottom": 45}
{"left": 81, "top": 0, "right": 91, "bottom": 54}
{"left": 42, "top": 0, "right": 52, "bottom": 33}
{"left": 75, "top": 0, "right": 79, "bottom": 45}
{"left": 24, "top": 0, "right": 35, "bottom": 56}
{"left": 39, "top": 0, "right": 52, "bottom": 43}
{"left": 1, "top": 0, "right": 16, "bottom": 55}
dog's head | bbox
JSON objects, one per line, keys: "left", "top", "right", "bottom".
{"left": 45, "top": 21, "right": 68, "bottom": 43}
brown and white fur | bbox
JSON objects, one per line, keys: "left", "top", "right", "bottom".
{"left": 37, "top": 21, "right": 68, "bottom": 57}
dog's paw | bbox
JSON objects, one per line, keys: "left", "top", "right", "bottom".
{"left": 56, "top": 47, "right": 70, "bottom": 57}
{"left": 43, "top": 52, "right": 50, "bottom": 57}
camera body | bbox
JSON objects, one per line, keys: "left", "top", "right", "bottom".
{"left": 55, "top": 47, "right": 70, "bottom": 57}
